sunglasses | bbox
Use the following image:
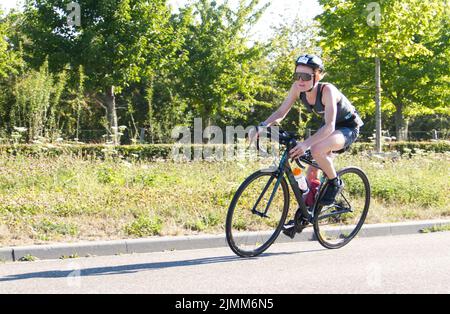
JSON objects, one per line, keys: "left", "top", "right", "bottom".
{"left": 293, "top": 72, "right": 314, "bottom": 81}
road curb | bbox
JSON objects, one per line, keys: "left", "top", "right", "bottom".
{"left": 2, "top": 219, "right": 450, "bottom": 262}
{"left": 0, "top": 247, "right": 14, "bottom": 262}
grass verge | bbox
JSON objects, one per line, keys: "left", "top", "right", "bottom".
{"left": 0, "top": 151, "right": 449, "bottom": 246}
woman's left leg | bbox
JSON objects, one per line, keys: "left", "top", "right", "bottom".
{"left": 310, "top": 130, "right": 347, "bottom": 205}
{"left": 310, "top": 130, "right": 346, "bottom": 180}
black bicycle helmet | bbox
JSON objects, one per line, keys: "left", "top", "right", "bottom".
{"left": 295, "top": 54, "right": 325, "bottom": 72}
{"left": 295, "top": 54, "right": 325, "bottom": 92}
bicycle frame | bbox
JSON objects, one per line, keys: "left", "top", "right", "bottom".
{"left": 256, "top": 147, "right": 322, "bottom": 224}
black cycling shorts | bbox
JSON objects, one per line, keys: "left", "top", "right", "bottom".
{"left": 334, "top": 127, "right": 360, "bottom": 154}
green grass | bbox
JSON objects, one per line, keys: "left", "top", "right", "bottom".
{"left": 19, "top": 254, "right": 38, "bottom": 262}
{"left": 60, "top": 254, "right": 80, "bottom": 260}
{"left": 421, "top": 225, "right": 450, "bottom": 234}
{"left": 33, "top": 219, "right": 78, "bottom": 240}
{"left": 0, "top": 151, "right": 449, "bottom": 246}
{"left": 125, "top": 216, "right": 164, "bottom": 237}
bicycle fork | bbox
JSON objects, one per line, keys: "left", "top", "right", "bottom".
{"left": 251, "top": 151, "right": 289, "bottom": 219}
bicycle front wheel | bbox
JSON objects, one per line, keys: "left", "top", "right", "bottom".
{"left": 226, "top": 170, "right": 290, "bottom": 258}
{"left": 313, "top": 167, "right": 370, "bottom": 249}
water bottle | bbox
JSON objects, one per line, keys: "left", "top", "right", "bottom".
{"left": 293, "top": 167, "right": 309, "bottom": 194}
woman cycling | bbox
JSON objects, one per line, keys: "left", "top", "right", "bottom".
{"left": 253, "top": 54, "right": 364, "bottom": 207}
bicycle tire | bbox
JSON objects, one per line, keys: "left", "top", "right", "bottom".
{"left": 313, "top": 167, "right": 371, "bottom": 249}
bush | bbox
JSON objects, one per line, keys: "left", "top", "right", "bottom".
{"left": 0, "top": 143, "right": 174, "bottom": 160}
{"left": 349, "top": 141, "right": 450, "bottom": 154}
{"left": 0, "top": 141, "right": 448, "bottom": 161}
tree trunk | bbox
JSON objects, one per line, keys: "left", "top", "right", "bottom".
{"left": 394, "top": 103, "right": 409, "bottom": 141}
{"left": 146, "top": 80, "right": 155, "bottom": 144}
{"left": 375, "top": 57, "right": 382, "bottom": 153}
{"left": 105, "top": 85, "right": 119, "bottom": 144}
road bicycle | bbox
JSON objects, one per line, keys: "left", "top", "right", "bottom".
{"left": 225, "top": 127, "right": 371, "bottom": 258}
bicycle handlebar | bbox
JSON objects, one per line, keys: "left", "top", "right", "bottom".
{"left": 255, "top": 126, "right": 297, "bottom": 150}
{"left": 254, "top": 126, "right": 315, "bottom": 166}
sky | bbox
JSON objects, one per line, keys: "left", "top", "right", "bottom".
{"left": 0, "top": 0, "right": 23, "bottom": 12}
{"left": 0, "top": 0, "right": 323, "bottom": 41}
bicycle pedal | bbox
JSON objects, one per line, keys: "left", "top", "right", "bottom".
{"left": 282, "top": 226, "right": 297, "bottom": 239}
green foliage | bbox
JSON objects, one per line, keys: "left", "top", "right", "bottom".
{"left": 421, "top": 225, "right": 450, "bottom": 234}
{"left": 33, "top": 218, "right": 78, "bottom": 238}
{"left": 0, "top": 10, "right": 24, "bottom": 133}
{"left": 10, "top": 60, "right": 67, "bottom": 141}
{"left": 185, "top": 211, "right": 222, "bottom": 231}
{"left": 23, "top": 0, "right": 179, "bottom": 91}
{"left": 19, "top": 254, "right": 38, "bottom": 262}
{"left": 0, "top": 9, "right": 10, "bottom": 78}
{"left": 0, "top": 152, "right": 449, "bottom": 244}
{"left": 0, "top": 0, "right": 447, "bottom": 144}
{"left": 317, "top": 0, "right": 450, "bottom": 139}
{"left": 96, "top": 166, "right": 125, "bottom": 185}
{"left": 370, "top": 174, "right": 444, "bottom": 207}
{"left": 21, "top": 0, "right": 185, "bottom": 138}
{"left": 174, "top": 0, "right": 272, "bottom": 126}
{"left": 348, "top": 141, "right": 450, "bottom": 155}
{"left": 0, "top": 8, "right": 21, "bottom": 79}
{"left": 60, "top": 253, "right": 80, "bottom": 259}
{"left": 125, "top": 215, "right": 163, "bottom": 237}
{"left": 0, "top": 141, "right": 448, "bottom": 162}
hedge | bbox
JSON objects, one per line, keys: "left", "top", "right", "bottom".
{"left": 0, "top": 141, "right": 448, "bottom": 161}
{"left": 348, "top": 141, "right": 450, "bottom": 155}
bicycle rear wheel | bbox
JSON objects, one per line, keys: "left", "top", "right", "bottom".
{"left": 313, "top": 167, "right": 370, "bottom": 249}
{"left": 226, "top": 170, "right": 289, "bottom": 257}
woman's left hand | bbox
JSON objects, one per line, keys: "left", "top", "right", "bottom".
{"left": 289, "top": 142, "right": 309, "bottom": 160}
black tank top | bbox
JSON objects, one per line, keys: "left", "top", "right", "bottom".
{"left": 300, "top": 83, "right": 364, "bottom": 128}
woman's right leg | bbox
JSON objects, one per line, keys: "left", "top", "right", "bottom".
{"left": 306, "top": 166, "right": 320, "bottom": 182}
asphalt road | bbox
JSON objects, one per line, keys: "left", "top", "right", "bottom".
{"left": 1, "top": 232, "right": 449, "bottom": 294}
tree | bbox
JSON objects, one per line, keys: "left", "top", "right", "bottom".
{"left": 174, "top": 0, "right": 271, "bottom": 129}
{"left": 0, "top": 8, "right": 20, "bottom": 79}
{"left": 10, "top": 60, "right": 67, "bottom": 140}
{"left": 22, "top": 0, "right": 183, "bottom": 143}
{"left": 138, "top": 5, "right": 193, "bottom": 143}
{"left": 317, "top": 0, "right": 449, "bottom": 141}
{"left": 0, "top": 9, "right": 9, "bottom": 79}
{"left": 0, "top": 9, "right": 25, "bottom": 134}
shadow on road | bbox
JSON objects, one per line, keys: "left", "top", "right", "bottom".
{"left": 0, "top": 248, "right": 325, "bottom": 282}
